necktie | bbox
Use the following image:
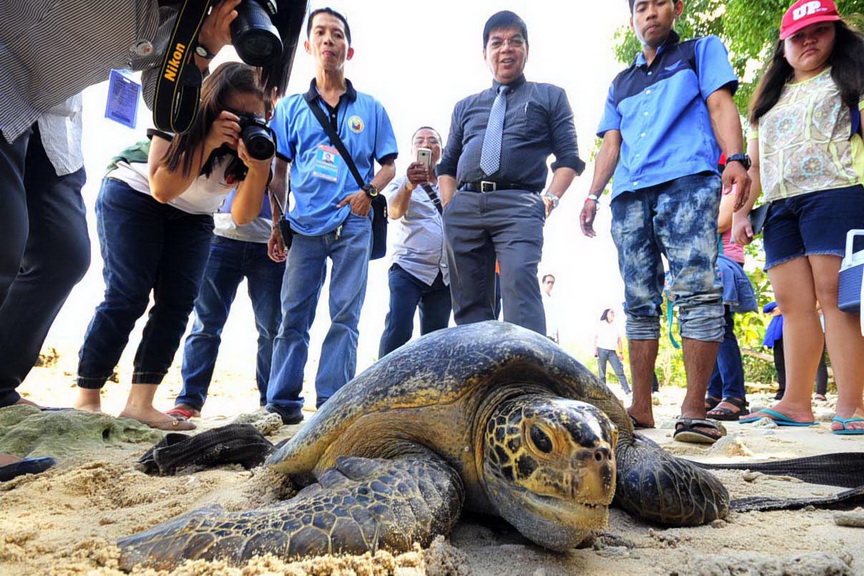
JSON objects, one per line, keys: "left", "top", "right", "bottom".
{"left": 480, "top": 85, "right": 509, "bottom": 176}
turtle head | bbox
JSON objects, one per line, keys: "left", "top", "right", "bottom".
{"left": 481, "top": 395, "right": 617, "bottom": 551}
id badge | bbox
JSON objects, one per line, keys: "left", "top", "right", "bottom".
{"left": 105, "top": 70, "right": 141, "bottom": 129}
{"left": 312, "top": 144, "right": 341, "bottom": 182}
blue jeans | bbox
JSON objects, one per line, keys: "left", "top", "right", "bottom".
{"left": 175, "top": 236, "right": 284, "bottom": 411}
{"left": 610, "top": 173, "right": 724, "bottom": 342}
{"left": 0, "top": 125, "right": 90, "bottom": 406}
{"left": 77, "top": 178, "right": 213, "bottom": 388}
{"left": 267, "top": 213, "right": 371, "bottom": 415}
{"left": 597, "top": 348, "right": 631, "bottom": 393}
{"left": 378, "top": 264, "right": 451, "bottom": 357}
{"left": 707, "top": 307, "right": 746, "bottom": 400}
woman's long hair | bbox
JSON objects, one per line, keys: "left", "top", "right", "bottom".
{"left": 600, "top": 308, "right": 612, "bottom": 322}
{"left": 749, "top": 20, "right": 864, "bottom": 124}
{"left": 161, "top": 62, "right": 268, "bottom": 179}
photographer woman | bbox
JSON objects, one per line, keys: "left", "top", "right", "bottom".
{"left": 73, "top": 62, "right": 274, "bottom": 430}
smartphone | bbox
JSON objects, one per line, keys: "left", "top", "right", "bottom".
{"left": 416, "top": 147, "right": 432, "bottom": 170}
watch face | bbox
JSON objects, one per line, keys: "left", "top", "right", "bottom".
{"left": 195, "top": 45, "right": 211, "bottom": 58}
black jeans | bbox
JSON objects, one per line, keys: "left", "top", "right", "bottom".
{"left": 0, "top": 126, "right": 89, "bottom": 406}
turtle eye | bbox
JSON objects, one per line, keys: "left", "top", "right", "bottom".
{"left": 530, "top": 425, "right": 553, "bottom": 454}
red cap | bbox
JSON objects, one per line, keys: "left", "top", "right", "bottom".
{"left": 780, "top": 0, "right": 841, "bottom": 40}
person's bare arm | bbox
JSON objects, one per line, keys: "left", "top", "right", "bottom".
{"left": 388, "top": 161, "right": 432, "bottom": 219}
{"left": 580, "top": 130, "right": 621, "bottom": 237}
{"left": 731, "top": 137, "right": 763, "bottom": 246}
{"left": 706, "top": 88, "right": 751, "bottom": 210}
{"left": 337, "top": 159, "right": 397, "bottom": 216}
{"left": 542, "top": 167, "right": 577, "bottom": 216}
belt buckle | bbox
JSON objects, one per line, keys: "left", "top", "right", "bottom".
{"left": 480, "top": 180, "right": 496, "bottom": 192}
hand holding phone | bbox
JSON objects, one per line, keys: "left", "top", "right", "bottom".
{"left": 416, "top": 147, "right": 432, "bottom": 170}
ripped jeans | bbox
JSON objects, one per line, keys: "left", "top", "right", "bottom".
{"left": 610, "top": 173, "right": 724, "bottom": 343}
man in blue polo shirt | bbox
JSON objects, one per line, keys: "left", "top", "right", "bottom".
{"left": 262, "top": 7, "right": 397, "bottom": 424}
{"left": 580, "top": 0, "right": 751, "bottom": 444}
{"left": 438, "top": 10, "right": 585, "bottom": 336}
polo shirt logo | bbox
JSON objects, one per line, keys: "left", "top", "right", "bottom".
{"left": 348, "top": 116, "right": 365, "bottom": 133}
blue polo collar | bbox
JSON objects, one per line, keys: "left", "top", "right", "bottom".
{"left": 634, "top": 30, "right": 681, "bottom": 68}
{"left": 303, "top": 78, "right": 358, "bottom": 103}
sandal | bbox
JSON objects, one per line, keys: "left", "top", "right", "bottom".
{"left": 673, "top": 418, "right": 726, "bottom": 444}
{"left": 166, "top": 407, "right": 198, "bottom": 421}
{"left": 704, "top": 396, "right": 721, "bottom": 412}
{"left": 706, "top": 397, "right": 749, "bottom": 421}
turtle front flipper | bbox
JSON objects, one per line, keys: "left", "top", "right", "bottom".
{"left": 614, "top": 434, "right": 729, "bottom": 526}
{"left": 118, "top": 453, "right": 464, "bottom": 571}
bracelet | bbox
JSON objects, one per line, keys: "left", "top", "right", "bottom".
{"left": 585, "top": 194, "right": 600, "bottom": 203}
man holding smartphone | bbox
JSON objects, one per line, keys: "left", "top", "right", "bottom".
{"left": 378, "top": 127, "right": 451, "bottom": 357}
{"left": 438, "top": 11, "right": 584, "bottom": 335}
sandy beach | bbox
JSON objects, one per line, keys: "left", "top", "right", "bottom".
{"left": 1, "top": 345, "right": 863, "bottom": 576}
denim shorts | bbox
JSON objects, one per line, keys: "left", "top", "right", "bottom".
{"left": 763, "top": 185, "right": 864, "bottom": 270}
{"left": 610, "top": 173, "right": 724, "bottom": 342}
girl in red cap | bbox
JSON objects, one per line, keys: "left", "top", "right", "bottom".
{"left": 733, "top": 0, "right": 864, "bottom": 434}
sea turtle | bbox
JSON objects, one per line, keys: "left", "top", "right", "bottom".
{"left": 118, "top": 321, "right": 728, "bottom": 570}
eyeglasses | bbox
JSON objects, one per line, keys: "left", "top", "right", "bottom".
{"left": 544, "top": 280, "right": 555, "bottom": 285}
{"left": 487, "top": 36, "right": 526, "bottom": 50}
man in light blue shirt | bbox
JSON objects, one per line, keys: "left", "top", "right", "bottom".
{"left": 379, "top": 127, "right": 451, "bottom": 357}
{"left": 264, "top": 8, "right": 397, "bottom": 424}
{"left": 580, "top": 0, "right": 751, "bottom": 444}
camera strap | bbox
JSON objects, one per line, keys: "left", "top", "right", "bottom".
{"left": 305, "top": 98, "right": 365, "bottom": 189}
{"left": 153, "top": 0, "right": 215, "bottom": 133}
{"left": 419, "top": 184, "right": 443, "bottom": 214}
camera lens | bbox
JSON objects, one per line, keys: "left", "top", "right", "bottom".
{"left": 231, "top": 1, "right": 283, "bottom": 67}
{"left": 242, "top": 124, "right": 276, "bottom": 160}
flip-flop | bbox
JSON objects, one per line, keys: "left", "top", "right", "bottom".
{"left": 739, "top": 408, "right": 818, "bottom": 427}
{"left": 629, "top": 414, "right": 654, "bottom": 430}
{"left": 119, "top": 412, "right": 197, "bottom": 431}
{"left": 832, "top": 416, "right": 864, "bottom": 435}
{"left": 707, "top": 397, "right": 749, "bottom": 421}
{"left": 0, "top": 457, "right": 57, "bottom": 482}
{"left": 166, "top": 407, "right": 197, "bottom": 421}
{"left": 673, "top": 417, "right": 726, "bottom": 444}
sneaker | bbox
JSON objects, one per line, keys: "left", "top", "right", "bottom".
{"left": 265, "top": 405, "right": 304, "bottom": 425}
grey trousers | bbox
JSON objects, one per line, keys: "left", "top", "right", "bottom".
{"left": 443, "top": 188, "right": 545, "bottom": 335}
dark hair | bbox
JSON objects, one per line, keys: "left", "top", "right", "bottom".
{"left": 749, "top": 20, "right": 864, "bottom": 124}
{"left": 628, "top": 0, "right": 682, "bottom": 14}
{"left": 483, "top": 11, "right": 528, "bottom": 48}
{"left": 306, "top": 7, "right": 351, "bottom": 45}
{"left": 541, "top": 273, "right": 555, "bottom": 284}
{"left": 161, "top": 62, "right": 266, "bottom": 180}
{"left": 600, "top": 308, "right": 613, "bottom": 321}
{"left": 412, "top": 126, "right": 442, "bottom": 144}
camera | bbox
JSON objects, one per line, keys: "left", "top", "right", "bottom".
{"left": 237, "top": 114, "right": 276, "bottom": 160}
{"left": 231, "top": 0, "right": 283, "bottom": 66}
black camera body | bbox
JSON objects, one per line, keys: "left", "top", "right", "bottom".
{"left": 237, "top": 114, "right": 276, "bottom": 160}
{"left": 232, "top": 0, "right": 283, "bottom": 66}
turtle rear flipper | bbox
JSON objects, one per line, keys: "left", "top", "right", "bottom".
{"left": 614, "top": 434, "right": 730, "bottom": 526}
{"left": 118, "top": 452, "right": 464, "bottom": 570}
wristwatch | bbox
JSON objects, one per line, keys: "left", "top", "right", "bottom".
{"left": 194, "top": 42, "right": 216, "bottom": 59}
{"left": 726, "top": 153, "right": 752, "bottom": 171}
{"left": 363, "top": 183, "right": 379, "bottom": 198}
{"left": 543, "top": 191, "right": 559, "bottom": 209}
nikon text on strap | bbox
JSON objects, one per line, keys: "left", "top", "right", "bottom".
{"left": 153, "top": 0, "right": 214, "bottom": 134}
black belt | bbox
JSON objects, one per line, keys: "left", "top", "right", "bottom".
{"left": 460, "top": 180, "right": 537, "bottom": 193}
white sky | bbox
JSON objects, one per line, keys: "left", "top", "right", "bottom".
{"left": 47, "top": 1, "right": 634, "bottom": 386}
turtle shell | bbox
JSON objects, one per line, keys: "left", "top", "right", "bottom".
{"left": 268, "top": 321, "right": 630, "bottom": 479}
